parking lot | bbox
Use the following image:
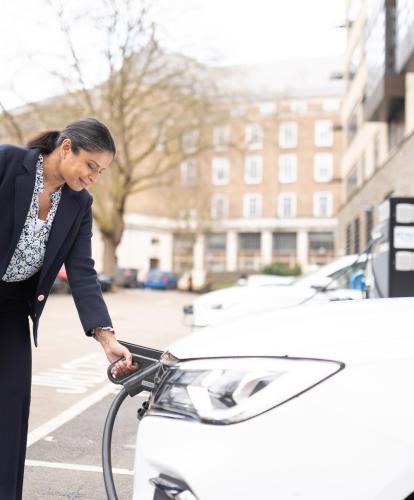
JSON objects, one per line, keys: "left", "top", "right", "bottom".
{"left": 24, "top": 289, "right": 192, "bottom": 499}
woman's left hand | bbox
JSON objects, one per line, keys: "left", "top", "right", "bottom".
{"left": 95, "top": 329, "right": 139, "bottom": 378}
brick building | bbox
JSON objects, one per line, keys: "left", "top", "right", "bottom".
{"left": 337, "top": 0, "right": 414, "bottom": 255}
{"left": 92, "top": 58, "right": 345, "bottom": 275}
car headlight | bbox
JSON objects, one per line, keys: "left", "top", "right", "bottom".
{"left": 147, "top": 357, "right": 343, "bottom": 424}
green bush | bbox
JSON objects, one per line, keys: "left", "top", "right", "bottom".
{"left": 262, "top": 262, "right": 302, "bottom": 277}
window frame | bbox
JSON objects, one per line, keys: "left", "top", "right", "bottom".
{"left": 278, "top": 192, "right": 297, "bottom": 218}
{"left": 212, "top": 157, "right": 230, "bottom": 185}
{"left": 278, "top": 154, "right": 298, "bottom": 183}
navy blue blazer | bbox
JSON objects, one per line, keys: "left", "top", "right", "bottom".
{"left": 0, "top": 144, "right": 112, "bottom": 346}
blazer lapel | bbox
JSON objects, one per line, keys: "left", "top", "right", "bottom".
{"left": 39, "top": 185, "right": 81, "bottom": 285}
{"left": 9, "top": 150, "right": 39, "bottom": 259}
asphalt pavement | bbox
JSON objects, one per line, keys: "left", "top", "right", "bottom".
{"left": 23, "top": 288, "right": 193, "bottom": 499}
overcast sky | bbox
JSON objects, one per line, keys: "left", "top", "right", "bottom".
{"left": 0, "top": 0, "right": 346, "bottom": 109}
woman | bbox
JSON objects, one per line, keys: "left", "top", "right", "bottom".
{"left": 0, "top": 118, "right": 135, "bottom": 498}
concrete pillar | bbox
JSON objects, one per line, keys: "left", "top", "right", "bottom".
{"left": 261, "top": 230, "right": 273, "bottom": 266}
{"left": 297, "top": 229, "right": 309, "bottom": 272}
{"left": 226, "top": 230, "right": 238, "bottom": 272}
{"left": 193, "top": 233, "right": 205, "bottom": 271}
{"left": 406, "top": 73, "right": 414, "bottom": 136}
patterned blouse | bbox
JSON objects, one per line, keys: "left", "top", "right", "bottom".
{"left": 2, "top": 154, "right": 63, "bottom": 282}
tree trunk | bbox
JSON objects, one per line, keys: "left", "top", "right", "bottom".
{"left": 102, "top": 234, "right": 118, "bottom": 277}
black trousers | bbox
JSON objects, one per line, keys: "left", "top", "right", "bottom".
{"left": 0, "top": 273, "right": 38, "bottom": 500}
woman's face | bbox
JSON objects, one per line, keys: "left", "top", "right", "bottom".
{"left": 59, "top": 139, "right": 114, "bottom": 191}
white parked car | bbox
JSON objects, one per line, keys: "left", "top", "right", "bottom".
{"left": 134, "top": 298, "right": 414, "bottom": 500}
{"left": 189, "top": 255, "right": 366, "bottom": 328}
{"left": 236, "top": 273, "right": 295, "bottom": 286}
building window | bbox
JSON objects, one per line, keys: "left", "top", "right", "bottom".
{"left": 290, "top": 100, "right": 308, "bottom": 113}
{"left": 206, "top": 233, "right": 226, "bottom": 272}
{"left": 346, "top": 165, "right": 358, "bottom": 198}
{"left": 279, "top": 122, "right": 298, "bottom": 148}
{"left": 238, "top": 233, "right": 261, "bottom": 270}
{"left": 212, "top": 157, "right": 230, "bottom": 185}
{"left": 365, "top": 207, "right": 374, "bottom": 246}
{"left": 309, "top": 232, "right": 334, "bottom": 255}
{"left": 346, "top": 224, "right": 352, "bottom": 255}
{"left": 315, "top": 120, "right": 333, "bottom": 147}
{"left": 388, "top": 101, "right": 405, "bottom": 151}
{"left": 239, "top": 233, "right": 261, "bottom": 251}
{"left": 210, "top": 195, "right": 228, "bottom": 219}
{"left": 313, "top": 192, "right": 333, "bottom": 217}
{"left": 373, "top": 133, "right": 380, "bottom": 169}
{"left": 244, "top": 156, "right": 263, "bottom": 184}
{"left": 259, "top": 102, "right": 277, "bottom": 116}
{"left": 354, "top": 217, "right": 360, "bottom": 254}
{"left": 273, "top": 232, "right": 296, "bottom": 253}
{"left": 180, "top": 160, "right": 198, "bottom": 185}
{"left": 173, "top": 233, "right": 194, "bottom": 273}
{"left": 314, "top": 153, "right": 333, "bottom": 182}
{"left": 245, "top": 124, "right": 263, "bottom": 150}
{"left": 278, "top": 193, "right": 297, "bottom": 218}
{"left": 278, "top": 154, "right": 297, "bottom": 183}
{"left": 322, "top": 99, "right": 340, "bottom": 112}
{"left": 347, "top": 105, "right": 359, "bottom": 145}
{"left": 243, "top": 193, "right": 262, "bottom": 218}
{"left": 182, "top": 130, "right": 199, "bottom": 154}
{"left": 213, "top": 126, "right": 230, "bottom": 152}
{"left": 308, "top": 232, "right": 335, "bottom": 264}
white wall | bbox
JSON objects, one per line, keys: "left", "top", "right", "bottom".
{"left": 91, "top": 223, "right": 173, "bottom": 276}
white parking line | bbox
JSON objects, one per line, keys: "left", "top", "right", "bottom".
{"left": 25, "top": 459, "right": 133, "bottom": 476}
{"left": 27, "top": 383, "right": 118, "bottom": 447}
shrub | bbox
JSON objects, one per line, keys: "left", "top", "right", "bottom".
{"left": 262, "top": 261, "right": 302, "bottom": 277}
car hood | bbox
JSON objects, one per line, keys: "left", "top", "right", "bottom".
{"left": 170, "top": 298, "right": 414, "bottom": 363}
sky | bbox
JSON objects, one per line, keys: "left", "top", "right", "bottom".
{"left": 0, "top": 0, "right": 346, "bottom": 109}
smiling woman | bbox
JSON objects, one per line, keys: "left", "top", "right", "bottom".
{"left": 0, "top": 118, "right": 137, "bottom": 499}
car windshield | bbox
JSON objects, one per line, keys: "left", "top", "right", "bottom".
{"left": 294, "top": 255, "right": 365, "bottom": 289}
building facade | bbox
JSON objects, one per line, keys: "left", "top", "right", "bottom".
{"left": 338, "top": 0, "right": 414, "bottom": 255}
{"left": 93, "top": 60, "right": 345, "bottom": 276}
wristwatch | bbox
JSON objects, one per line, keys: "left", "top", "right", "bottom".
{"left": 90, "top": 326, "right": 115, "bottom": 339}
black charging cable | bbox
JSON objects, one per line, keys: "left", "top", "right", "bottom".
{"left": 102, "top": 361, "right": 162, "bottom": 500}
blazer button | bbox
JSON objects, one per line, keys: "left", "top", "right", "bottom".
{"left": 37, "top": 294, "right": 45, "bottom": 302}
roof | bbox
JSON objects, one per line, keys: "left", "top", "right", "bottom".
{"left": 216, "top": 56, "right": 344, "bottom": 98}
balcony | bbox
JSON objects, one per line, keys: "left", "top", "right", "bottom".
{"left": 363, "top": 74, "right": 405, "bottom": 121}
{"left": 363, "top": 0, "right": 405, "bottom": 121}
{"left": 396, "top": 0, "right": 414, "bottom": 73}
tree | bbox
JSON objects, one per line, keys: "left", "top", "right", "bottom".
{"left": 0, "top": 0, "right": 224, "bottom": 275}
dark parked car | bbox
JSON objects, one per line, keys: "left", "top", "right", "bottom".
{"left": 145, "top": 270, "right": 177, "bottom": 290}
{"left": 50, "top": 266, "right": 70, "bottom": 294}
{"left": 115, "top": 268, "right": 139, "bottom": 288}
{"left": 51, "top": 266, "right": 114, "bottom": 294}
{"left": 97, "top": 273, "right": 114, "bottom": 292}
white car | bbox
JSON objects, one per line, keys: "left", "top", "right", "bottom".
{"left": 236, "top": 273, "right": 295, "bottom": 286}
{"left": 190, "top": 255, "right": 366, "bottom": 328}
{"left": 134, "top": 298, "right": 414, "bottom": 500}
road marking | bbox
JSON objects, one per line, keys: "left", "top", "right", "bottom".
{"left": 25, "top": 459, "right": 133, "bottom": 476}
{"left": 27, "top": 383, "right": 118, "bottom": 447}
{"left": 32, "top": 352, "right": 108, "bottom": 394}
